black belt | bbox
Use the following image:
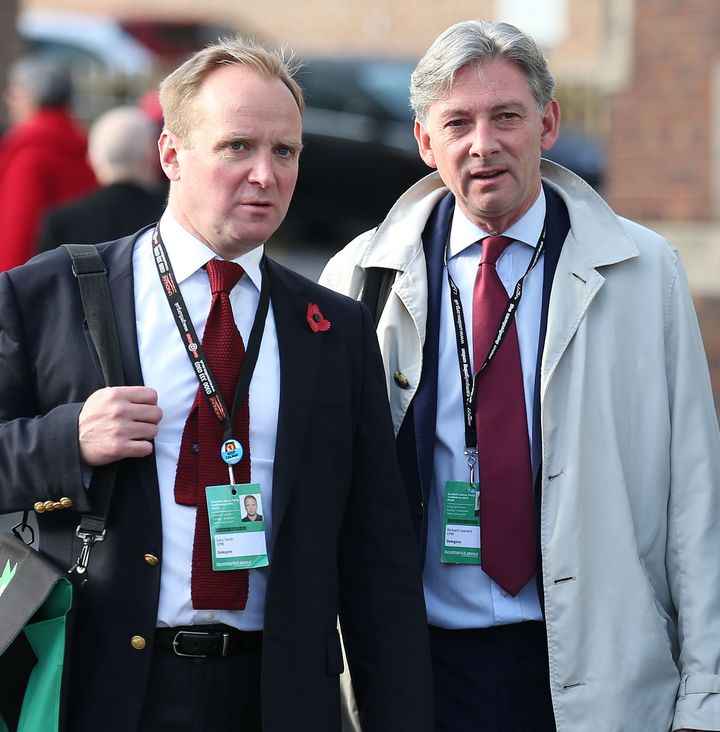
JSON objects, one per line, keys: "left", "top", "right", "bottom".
{"left": 154, "top": 625, "right": 262, "bottom": 658}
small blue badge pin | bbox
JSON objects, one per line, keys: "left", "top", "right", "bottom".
{"left": 220, "top": 439, "right": 243, "bottom": 465}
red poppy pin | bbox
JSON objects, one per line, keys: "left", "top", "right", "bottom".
{"left": 307, "top": 302, "right": 331, "bottom": 332}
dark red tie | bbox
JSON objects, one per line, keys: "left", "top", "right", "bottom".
{"left": 174, "top": 259, "right": 250, "bottom": 610}
{"left": 472, "top": 236, "right": 535, "bottom": 596}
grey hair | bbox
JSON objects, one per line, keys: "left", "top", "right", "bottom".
{"left": 410, "top": 20, "right": 555, "bottom": 125}
{"left": 88, "top": 106, "right": 158, "bottom": 177}
{"left": 159, "top": 35, "right": 304, "bottom": 146}
{"left": 9, "top": 55, "right": 73, "bottom": 108}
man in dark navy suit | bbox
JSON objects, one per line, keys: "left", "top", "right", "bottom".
{"left": 0, "top": 36, "right": 431, "bottom": 732}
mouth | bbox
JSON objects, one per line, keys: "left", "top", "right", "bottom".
{"left": 239, "top": 200, "right": 275, "bottom": 215}
{"left": 470, "top": 168, "right": 506, "bottom": 180}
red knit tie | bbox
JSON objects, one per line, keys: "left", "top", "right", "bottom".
{"left": 174, "top": 259, "right": 250, "bottom": 610}
{"left": 472, "top": 236, "right": 535, "bottom": 596}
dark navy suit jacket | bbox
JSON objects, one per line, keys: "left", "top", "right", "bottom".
{"left": 0, "top": 231, "right": 432, "bottom": 731}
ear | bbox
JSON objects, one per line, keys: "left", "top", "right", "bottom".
{"left": 414, "top": 119, "right": 437, "bottom": 169}
{"left": 540, "top": 99, "right": 561, "bottom": 153}
{"left": 158, "top": 129, "right": 182, "bottom": 182}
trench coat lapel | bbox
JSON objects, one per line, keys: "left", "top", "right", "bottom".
{"left": 539, "top": 184, "right": 638, "bottom": 399}
{"left": 540, "top": 232, "right": 609, "bottom": 402}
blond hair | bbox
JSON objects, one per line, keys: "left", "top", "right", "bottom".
{"left": 159, "top": 35, "right": 304, "bottom": 145}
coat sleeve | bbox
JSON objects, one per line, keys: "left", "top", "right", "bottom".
{"left": 0, "top": 271, "right": 91, "bottom": 514}
{"left": 337, "top": 302, "right": 433, "bottom": 732}
{"left": 664, "top": 256, "right": 720, "bottom": 731}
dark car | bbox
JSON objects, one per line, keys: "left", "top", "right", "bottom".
{"left": 280, "top": 57, "right": 428, "bottom": 244}
{"left": 281, "top": 57, "right": 605, "bottom": 247}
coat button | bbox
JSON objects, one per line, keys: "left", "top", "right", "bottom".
{"left": 59, "top": 497, "right": 73, "bottom": 508}
{"left": 130, "top": 635, "right": 146, "bottom": 650}
{"left": 144, "top": 554, "right": 159, "bottom": 566}
{"left": 52, "top": 502, "right": 64, "bottom": 510}
{"left": 43, "top": 500, "right": 55, "bottom": 512}
{"left": 393, "top": 371, "right": 410, "bottom": 389}
{"left": 34, "top": 501, "right": 46, "bottom": 513}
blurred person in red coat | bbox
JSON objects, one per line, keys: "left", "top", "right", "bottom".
{"left": 37, "top": 105, "right": 167, "bottom": 251}
{"left": 0, "top": 55, "right": 96, "bottom": 271}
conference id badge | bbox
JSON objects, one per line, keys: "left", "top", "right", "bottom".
{"left": 440, "top": 481, "right": 481, "bottom": 565}
{"left": 205, "top": 483, "right": 269, "bottom": 571}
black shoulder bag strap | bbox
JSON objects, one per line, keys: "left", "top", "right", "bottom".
{"left": 63, "top": 244, "right": 125, "bottom": 582}
{"left": 360, "top": 266, "right": 397, "bottom": 327}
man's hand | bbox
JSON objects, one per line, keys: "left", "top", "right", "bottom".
{"left": 79, "top": 386, "right": 162, "bottom": 466}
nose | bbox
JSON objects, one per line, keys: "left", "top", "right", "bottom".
{"left": 468, "top": 120, "right": 500, "bottom": 159}
{"left": 248, "top": 150, "right": 276, "bottom": 188}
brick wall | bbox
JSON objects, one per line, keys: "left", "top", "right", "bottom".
{"left": 546, "top": 0, "right": 605, "bottom": 77}
{"left": 606, "top": 0, "right": 718, "bottom": 221}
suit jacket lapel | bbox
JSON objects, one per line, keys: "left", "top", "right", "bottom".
{"left": 413, "top": 192, "right": 454, "bottom": 507}
{"left": 531, "top": 184, "right": 569, "bottom": 476}
{"left": 102, "top": 231, "right": 146, "bottom": 388}
{"left": 99, "top": 229, "right": 161, "bottom": 529}
{"left": 263, "top": 258, "right": 324, "bottom": 545}
{"left": 531, "top": 184, "right": 570, "bottom": 605}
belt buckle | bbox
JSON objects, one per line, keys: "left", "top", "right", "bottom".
{"left": 171, "top": 630, "right": 231, "bottom": 657}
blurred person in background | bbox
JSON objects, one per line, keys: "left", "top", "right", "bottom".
{"left": 0, "top": 54, "right": 96, "bottom": 271}
{"left": 38, "top": 105, "right": 166, "bottom": 251}
{"left": 322, "top": 18, "right": 720, "bottom": 732}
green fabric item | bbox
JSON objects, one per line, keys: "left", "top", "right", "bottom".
{"left": 15, "top": 580, "right": 72, "bottom": 732}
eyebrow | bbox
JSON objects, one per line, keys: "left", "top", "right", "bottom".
{"left": 212, "top": 133, "right": 247, "bottom": 152}
{"left": 211, "top": 134, "right": 304, "bottom": 152}
{"left": 436, "top": 100, "right": 528, "bottom": 121}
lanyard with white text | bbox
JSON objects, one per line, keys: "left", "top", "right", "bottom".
{"left": 151, "top": 226, "right": 270, "bottom": 480}
{"left": 445, "top": 216, "right": 545, "bottom": 480}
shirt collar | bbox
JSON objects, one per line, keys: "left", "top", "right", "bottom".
{"left": 158, "top": 210, "right": 264, "bottom": 293}
{"left": 448, "top": 187, "right": 547, "bottom": 260}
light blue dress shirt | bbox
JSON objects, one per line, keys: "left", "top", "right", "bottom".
{"left": 423, "top": 190, "right": 546, "bottom": 629}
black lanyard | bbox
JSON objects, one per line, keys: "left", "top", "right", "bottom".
{"left": 151, "top": 226, "right": 270, "bottom": 443}
{"left": 445, "top": 215, "right": 545, "bottom": 472}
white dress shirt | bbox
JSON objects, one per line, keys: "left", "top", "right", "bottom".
{"left": 423, "top": 190, "right": 546, "bottom": 629}
{"left": 133, "top": 211, "right": 280, "bottom": 631}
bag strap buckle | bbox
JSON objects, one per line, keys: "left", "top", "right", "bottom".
{"left": 69, "top": 526, "right": 107, "bottom": 579}
{"left": 11, "top": 511, "right": 35, "bottom": 546}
